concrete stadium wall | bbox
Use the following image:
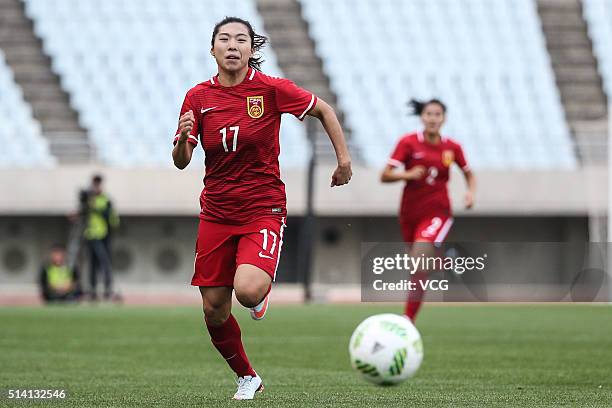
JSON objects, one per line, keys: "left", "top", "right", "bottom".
{"left": 0, "top": 214, "right": 589, "bottom": 288}
{"left": 0, "top": 165, "right": 607, "bottom": 216}
{"left": 0, "top": 164, "right": 605, "bottom": 302}
{"left": 311, "top": 216, "right": 589, "bottom": 286}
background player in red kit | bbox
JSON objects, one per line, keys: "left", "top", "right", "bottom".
{"left": 380, "top": 99, "right": 476, "bottom": 322}
{"left": 172, "top": 17, "right": 352, "bottom": 400}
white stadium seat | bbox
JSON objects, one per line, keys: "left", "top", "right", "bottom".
{"left": 0, "top": 49, "right": 55, "bottom": 167}
{"left": 300, "top": 0, "right": 577, "bottom": 169}
{"left": 23, "top": 0, "right": 309, "bottom": 168}
{"left": 583, "top": 0, "right": 612, "bottom": 98}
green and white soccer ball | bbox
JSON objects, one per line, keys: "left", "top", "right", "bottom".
{"left": 349, "top": 313, "right": 424, "bottom": 385}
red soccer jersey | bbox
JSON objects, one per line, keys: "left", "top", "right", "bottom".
{"left": 388, "top": 131, "right": 469, "bottom": 220}
{"left": 174, "top": 67, "right": 317, "bottom": 224}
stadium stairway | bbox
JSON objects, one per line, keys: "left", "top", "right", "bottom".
{"left": 0, "top": 0, "right": 92, "bottom": 163}
{"left": 537, "top": 0, "right": 608, "bottom": 164}
{"left": 256, "top": 0, "right": 361, "bottom": 163}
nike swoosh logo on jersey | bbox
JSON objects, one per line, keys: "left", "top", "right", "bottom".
{"left": 201, "top": 106, "right": 217, "bottom": 114}
{"left": 413, "top": 152, "right": 425, "bottom": 158}
{"left": 258, "top": 252, "right": 274, "bottom": 259}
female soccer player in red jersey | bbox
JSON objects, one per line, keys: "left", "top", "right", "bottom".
{"left": 381, "top": 99, "right": 476, "bottom": 322}
{"left": 172, "top": 17, "right": 352, "bottom": 400}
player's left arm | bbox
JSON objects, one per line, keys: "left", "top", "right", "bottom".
{"left": 454, "top": 144, "right": 475, "bottom": 209}
{"left": 462, "top": 169, "right": 476, "bottom": 209}
{"left": 307, "top": 98, "right": 352, "bottom": 187}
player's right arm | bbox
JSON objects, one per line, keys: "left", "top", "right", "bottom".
{"left": 172, "top": 90, "right": 201, "bottom": 169}
{"left": 380, "top": 136, "right": 425, "bottom": 182}
{"left": 380, "top": 164, "right": 425, "bottom": 183}
{"left": 172, "top": 110, "right": 197, "bottom": 169}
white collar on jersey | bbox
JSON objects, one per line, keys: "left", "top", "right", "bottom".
{"left": 210, "top": 68, "right": 256, "bottom": 85}
{"left": 418, "top": 131, "right": 447, "bottom": 143}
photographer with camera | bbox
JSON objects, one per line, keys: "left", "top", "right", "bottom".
{"left": 82, "top": 174, "right": 120, "bottom": 301}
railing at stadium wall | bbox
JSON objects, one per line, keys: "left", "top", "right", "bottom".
{"left": 571, "top": 124, "right": 608, "bottom": 244}
{"left": 297, "top": 117, "right": 317, "bottom": 302}
{"left": 608, "top": 102, "right": 611, "bottom": 303}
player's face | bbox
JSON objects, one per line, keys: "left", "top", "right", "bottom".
{"left": 421, "top": 103, "right": 445, "bottom": 134}
{"left": 212, "top": 23, "right": 253, "bottom": 73}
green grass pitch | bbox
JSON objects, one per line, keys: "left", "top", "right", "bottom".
{"left": 1, "top": 304, "right": 611, "bottom": 407}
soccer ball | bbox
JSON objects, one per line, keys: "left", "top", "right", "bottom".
{"left": 349, "top": 313, "right": 423, "bottom": 385}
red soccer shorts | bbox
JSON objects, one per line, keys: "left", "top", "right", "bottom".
{"left": 400, "top": 215, "right": 453, "bottom": 243}
{"left": 191, "top": 216, "right": 287, "bottom": 287}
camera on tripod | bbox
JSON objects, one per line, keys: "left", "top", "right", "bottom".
{"left": 78, "top": 189, "right": 92, "bottom": 214}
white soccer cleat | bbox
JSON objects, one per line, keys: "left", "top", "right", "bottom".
{"left": 249, "top": 294, "right": 269, "bottom": 320}
{"left": 233, "top": 375, "right": 264, "bottom": 400}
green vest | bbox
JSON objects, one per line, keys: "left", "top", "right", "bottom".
{"left": 84, "top": 193, "right": 119, "bottom": 240}
{"left": 47, "top": 265, "right": 72, "bottom": 289}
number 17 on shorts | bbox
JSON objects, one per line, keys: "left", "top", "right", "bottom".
{"left": 192, "top": 216, "right": 287, "bottom": 287}
{"left": 238, "top": 217, "right": 287, "bottom": 282}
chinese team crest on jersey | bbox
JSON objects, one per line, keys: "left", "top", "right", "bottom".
{"left": 247, "top": 96, "right": 264, "bottom": 119}
{"left": 442, "top": 150, "right": 454, "bottom": 167}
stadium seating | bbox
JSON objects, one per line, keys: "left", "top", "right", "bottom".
{"left": 300, "top": 0, "right": 577, "bottom": 169}
{"left": 583, "top": 0, "right": 612, "bottom": 98}
{"left": 0, "top": 49, "right": 55, "bottom": 167}
{"left": 23, "top": 0, "right": 310, "bottom": 168}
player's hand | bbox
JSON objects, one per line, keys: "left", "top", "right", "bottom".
{"left": 178, "top": 110, "right": 195, "bottom": 141}
{"left": 405, "top": 165, "right": 426, "bottom": 180}
{"left": 464, "top": 191, "right": 474, "bottom": 209}
{"left": 331, "top": 161, "right": 352, "bottom": 187}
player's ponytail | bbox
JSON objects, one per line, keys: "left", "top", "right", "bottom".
{"left": 211, "top": 16, "right": 268, "bottom": 72}
{"left": 408, "top": 99, "right": 447, "bottom": 115}
{"left": 249, "top": 32, "right": 268, "bottom": 72}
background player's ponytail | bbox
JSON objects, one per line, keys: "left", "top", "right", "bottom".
{"left": 211, "top": 16, "right": 268, "bottom": 72}
{"left": 408, "top": 99, "right": 447, "bottom": 116}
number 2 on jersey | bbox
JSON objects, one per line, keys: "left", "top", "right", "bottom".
{"left": 220, "top": 126, "right": 239, "bottom": 152}
{"left": 425, "top": 166, "right": 438, "bottom": 185}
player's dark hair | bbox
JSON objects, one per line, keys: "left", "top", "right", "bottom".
{"left": 408, "top": 99, "right": 447, "bottom": 116}
{"left": 211, "top": 16, "right": 268, "bottom": 72}
{"left": 92, "top": 174, "right": 103, "bottom": 184}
